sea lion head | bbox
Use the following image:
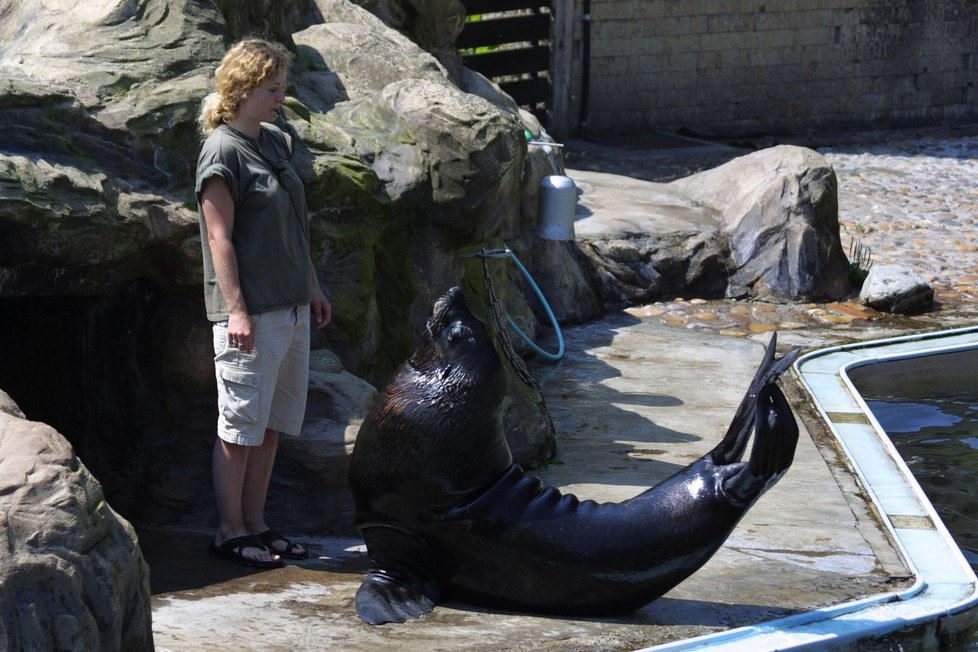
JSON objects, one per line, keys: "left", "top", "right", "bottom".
{"left": 408, "top": 286, "right": 503, "bottom": 398}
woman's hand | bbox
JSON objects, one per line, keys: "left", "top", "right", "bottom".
{"left": 311, "top": 287, "right": 332, "bottom": 329}
{"left": 227, "top": 311, "right": 254, "bottom": 351}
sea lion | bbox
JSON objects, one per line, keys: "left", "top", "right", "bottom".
{"left": 348, "top": 286, "right": 801, "bottom": 625}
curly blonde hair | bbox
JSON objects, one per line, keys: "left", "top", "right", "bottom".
{"left": 198, "top": 38, "right": 295, "bottom": 137}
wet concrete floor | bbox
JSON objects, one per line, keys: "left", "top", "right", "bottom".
{"left": 147, "top": 128, "right": 978, "bottom": 649}
{"left": 147, "top": 319, "right": 910, "bottom": 651}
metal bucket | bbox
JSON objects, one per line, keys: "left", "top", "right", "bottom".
{"left": 537, "top": 175, "right": 577, "bottom": 241}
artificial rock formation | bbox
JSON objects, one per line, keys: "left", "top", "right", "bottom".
{"left": 0, "top": 0, "right": 851, "bottom": 537}
{"left": 0, "top": 0, "right": 556, "bottom": 531}
{"left": 570, "top": 169, "right": 729, "bottom": 306}
{"left": 0, "top": 393, "right": 153, "bottom": 651}
{"left": 672, "top": 145, "right": 851, "bottom": 302}
{"left": 568, "top": 145, "right": 851, "bottom": 306}
{"left": 0, "top": 6, "right": 854, "bottom": 650}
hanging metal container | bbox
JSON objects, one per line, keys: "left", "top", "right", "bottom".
{"left": 537, "top": 175, "right": 577, "bottom": 241}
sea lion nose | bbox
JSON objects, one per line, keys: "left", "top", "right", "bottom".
{"left": 446, "top": 286, "right": 464, "bottom": 306}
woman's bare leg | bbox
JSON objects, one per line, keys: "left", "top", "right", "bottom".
{"left": 213, "top": 437, "right": 280, "bottom": 563}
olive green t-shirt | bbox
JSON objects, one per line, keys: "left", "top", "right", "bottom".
{"left": 195, "top": 123, "right": 312, "bottom": 322}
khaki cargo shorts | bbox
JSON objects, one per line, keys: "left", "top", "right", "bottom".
{"left": 212, "top": 305, "right": 310, "bottom": 446}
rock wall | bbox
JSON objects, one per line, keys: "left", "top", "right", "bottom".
{"left": 0, "top": 0, "right": 559, "bottom": 530}
{"left": 0, "top": 0, "right": 850, "bottom": 537}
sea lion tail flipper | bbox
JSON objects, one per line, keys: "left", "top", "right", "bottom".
{"left": 355, "top": 571, "right": 436, "bottom": 625}
{"left": 761, "top": 344, "right": 803, "bottom": 386}
{"left": 722, "top": 382, "right": 799, "bottom": 505}
{"left": 711, "top": 334, "right": 802, "bottom": 465}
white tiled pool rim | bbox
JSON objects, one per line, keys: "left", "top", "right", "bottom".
{"left": 639, "top": 325, "right": 978, "bottom": 651}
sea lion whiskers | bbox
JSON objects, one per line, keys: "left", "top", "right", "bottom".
{"left": 423, "top": 286, "right": 461, "bottom": 341}
{"left": 425, "top": 300, "right": 450, "bottom": 341}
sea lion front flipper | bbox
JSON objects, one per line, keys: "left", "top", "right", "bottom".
{"left": 354, "top": 524, "right": 442, "bottom": 624}
{"left": 722, "top": 383, "right": 799, "bottom": 506}
{"left": 355, "top": 571, "right": 436, "bottom": 625}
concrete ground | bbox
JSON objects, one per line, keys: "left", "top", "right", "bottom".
{"left": 147, "top": 129, "right": 978, "bottom": 650}
{"left": 147, "top": 317, "right": 910, "bottom": 651}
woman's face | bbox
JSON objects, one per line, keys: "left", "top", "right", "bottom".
{"left": 237, "top": 70, "right": 287, "bottom": 125}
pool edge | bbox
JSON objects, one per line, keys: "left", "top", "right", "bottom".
{"left": 640, "top": 325, "right": 978, "bottom": 651}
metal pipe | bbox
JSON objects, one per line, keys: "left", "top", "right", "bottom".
{"left": 578, "top": 0, "right": 591, "bottom": 133}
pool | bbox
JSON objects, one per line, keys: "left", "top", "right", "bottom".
{"left": 643, "top": 326, "right": 978, "bottom": 651}
{"left": 794, "top": 327, "right": 978, "bottom": 649}
{"left": 850, "top": 347, "right": 978, "bottom": 569}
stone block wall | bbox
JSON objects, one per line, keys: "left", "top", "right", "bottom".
{"left": 553, "top": 0, "right": 978, "bottom": 138}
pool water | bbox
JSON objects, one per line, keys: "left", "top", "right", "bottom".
{"left": 864, "top": 390, "right": 978, "bottom": 569}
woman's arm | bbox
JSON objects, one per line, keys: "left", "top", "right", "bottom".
{"left": 200, "top": 176, "right": 254, "bottom": 351}
{"left": 308, "top": 263, "right": 332, "bottom": 329}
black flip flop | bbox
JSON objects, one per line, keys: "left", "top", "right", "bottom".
{"left": 208, "top": 534, "right": 285, "bottom": 569}
{"left": 256, "top": 529, "right": 309, "bottom": 560}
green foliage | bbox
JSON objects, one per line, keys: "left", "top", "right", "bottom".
{"left": 848, "top": 239, "right": 874, "bottom": 286}
{"left": 525, "top": 457, "right": 564, "bottom": 471}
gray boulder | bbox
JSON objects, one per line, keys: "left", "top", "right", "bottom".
{"left": 673, "top": 145, "right": 851, "bottom": 302}
{"left": 568, "top": 169, "right": 729, "bottom": 305}
{"left": 858, "top": 264, "right": 935, "bottom": 314}
{"left": 561, "top": 145, "right": 850, "bottom": 307}
{"left": 340, "top": 0, "right": 468, "bottom": 80}
{"left": 0, "top": 0, "right": 225, "bottom": 182}
{"left": 0, "top": 390, "right": 25, "bottom": 419}
{"left": 292, "top": 20, "right": 449, "bottom": 105}
{"left": 0, "top": 403, "right": 153, "bottom": 651}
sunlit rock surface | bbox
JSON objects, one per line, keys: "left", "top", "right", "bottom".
{"left": 0, "top": 393, "right": 152, "bottom": 651}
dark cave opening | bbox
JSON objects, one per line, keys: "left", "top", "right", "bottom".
{"left": 0, "top": 281, "right": 217, "bottom": 526}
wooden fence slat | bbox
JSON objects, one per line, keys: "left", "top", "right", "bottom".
{"left": 498, "top": 77, "right": 550, "bottom": 105}
{"left": 457, "top": 13, "right": 550, "bottom": 49}
{"left": 461, "top": 45, "right": 550, "bottom": 78}
{"left": 462, "top": 0, "right": 547, "bottom": 15}
{"left": 460, "top": 0, "right": 552, "bottom": 126}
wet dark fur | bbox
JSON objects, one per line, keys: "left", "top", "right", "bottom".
{"left": 348, "top": 286, "right": 801, "bottom": 625}
{"left": 349, "top": 287, "right": 512, "bottom": 522}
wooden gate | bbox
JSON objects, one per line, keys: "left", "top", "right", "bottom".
{"left": 458, "top": 0, "right": 552, "bottom": 126}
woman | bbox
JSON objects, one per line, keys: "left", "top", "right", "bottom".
{"left": 195, "top": 39, "right": 331, "bottom": 568}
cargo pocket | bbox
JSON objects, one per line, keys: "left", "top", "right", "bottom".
{"left": 218, "top": 366, "right": 262, "bottom": 425}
